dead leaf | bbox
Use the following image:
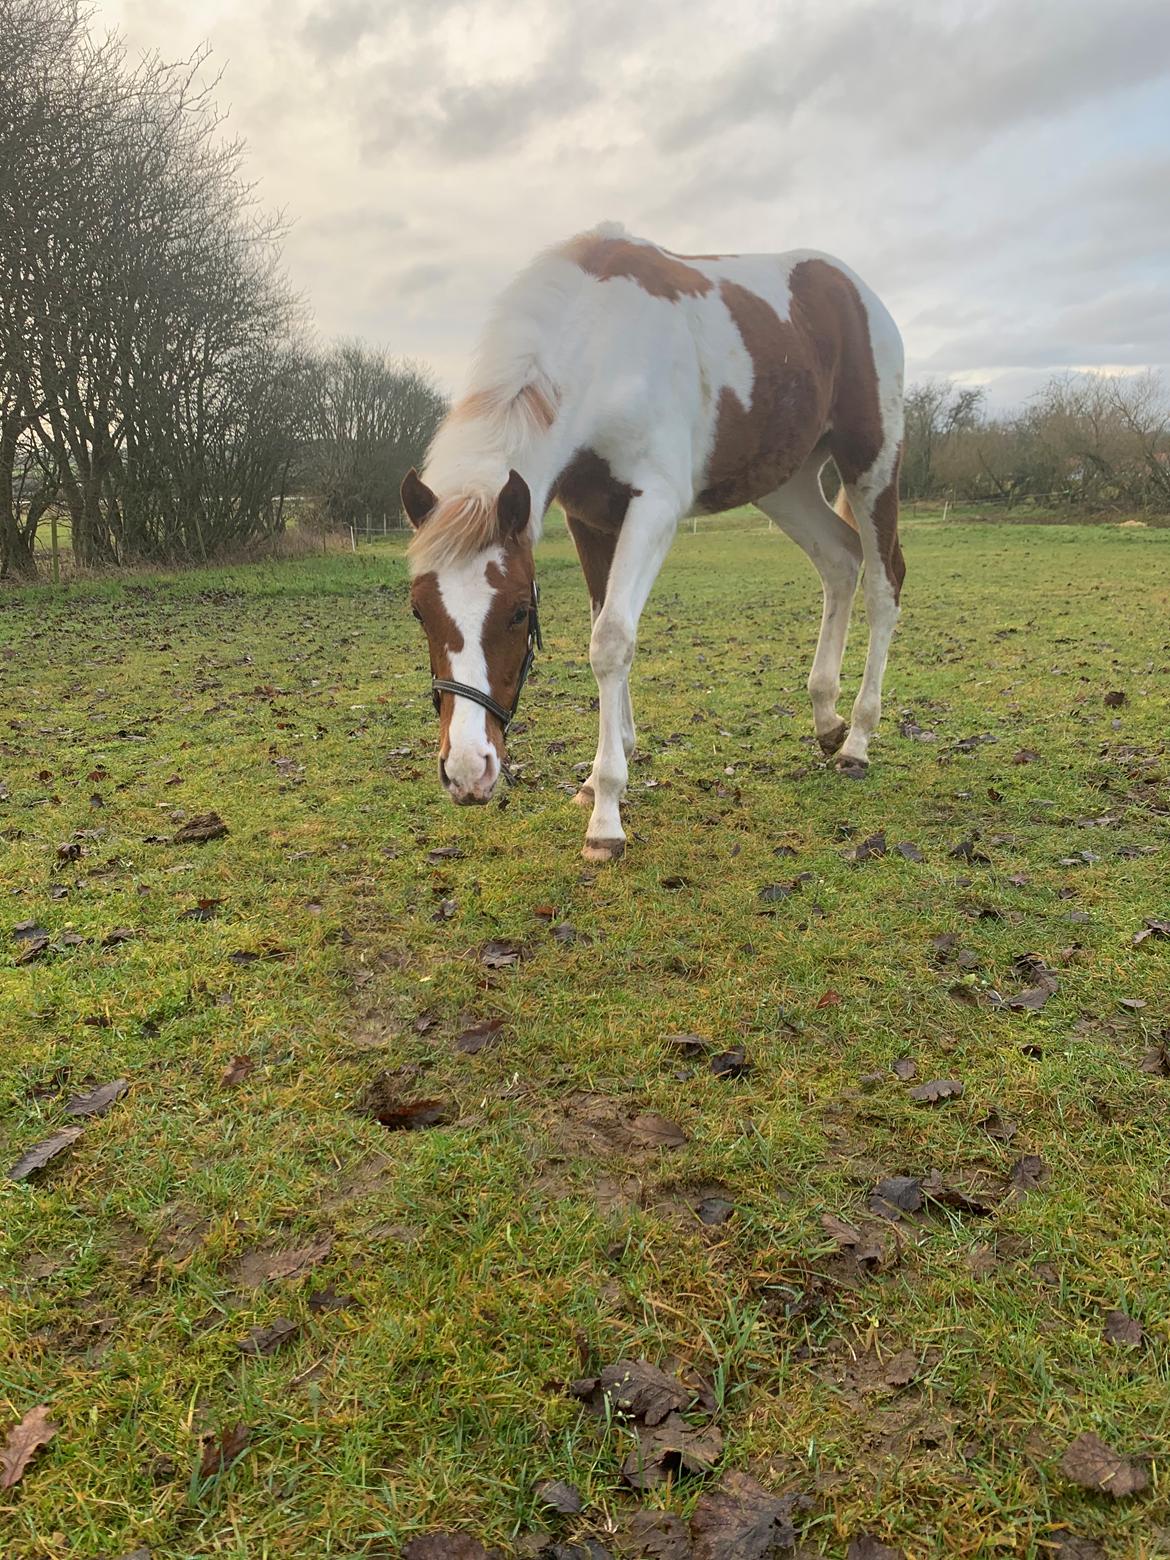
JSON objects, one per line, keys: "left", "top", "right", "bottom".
{"left": 843, "top": 830, "right": 887, "bottom": 863}
{"left": 454, "top": 1019, "right": 504, "bottom": 1055}
{"left": 978, "top": 1107, "right": 1017, "bottom": 1143}
{"left": 370, "top": 1097, "right": 453, "bottom": 1131}
{"left": 535, "top": 1478, "right": 583, "bottom": 1515}
{"left": 908, "top": 1078, "right": 963, "bottom": 1105}
{"left": 1102, "top": 1310, "right": 1143, "bottom": 1348}
{"left": 815, "top": 989, "right": 841, "bottom": 1009}
{"left": 199, "top": 1421, "right": 251, "bottom": 1478}
{"left": 13, "top": 934, "right": 51, "bottom": 964}
{"left": 891, "top": 1058, "right": 917, "bottom": 1082}
{"left": 868, "top": 1176, "right": 923, "bottom": 1219}
{"left": 426, "top": 845, "right": 463, "bottom": 863}
{"left": 622, "top": 1413, "right": 723, "bottom": 1489}
{"left": 264, "top": 1236, "right": 334, "bottom": 1281}
{"left": 7, "top": 1126, "right": 84, "bottom": 1182}
{"left": 180, "top": 897, "right": 224, "bottom": 922}
{"left": 1008, "top": 1155, "right": 1049, "bottom": 1197}
{"left": 1139, "top": 1045, "right": 1170, "bottom": 1077}
{"left": 948, "top": 836, "right": 991, "bottom": 864}
{"left": 697, "top": 1196, "right": 735, "bottom": 1226}
{"left": 237, "top": 1318, "right": 299, "bottom": 1356}
{"left": 0, "top": 1404, "right": 59, "bottom": 1490}
{"left": 1103, "top": 690, "right": 1126, "bottom": 708}
{"left": 710, "top": 1046, "right": 750, "bottom": 1080}
{"left": 1051, "top": 1534, "right": 1107, "bottom": 1559}
{"left": 622, "top": 1510, "right": 690, "bottom": 1560}
{"left": 480, "top": 939, "right": 524, "bottom": 968}
{"left": 628, "top": 1113, "right": 687, "bottom": 1149}
{"left": 220, "top": 1056, "right": 256, "bottom": 1086}
{"left": 1060, "top": 1431, "right": 1149, "bottom": 1499}
{"left": 571, "top": 1359, "right": 688, "bottom": 1425}
{"left": 690, "top": 1470, "right": 802, "bottom": 1560}
{"left": 821, "top": 1213, "right": 890, "bottom": 1271}
{"left": 883, "top": 1349, "right": 920, "bottom": 1388}
{"left": 1133, "top": 917, "right": 1170, "bottom": 947}
{"left": 846, "top": 1539, "right": 904, "bottom": 1560}
{"left": 921, "top": 1169, "right": 998, "bottom": 1217}
{"left": 403, "top": 1537, "right": 493, "bottom": 1560}
{"left": 63, "top": 1078, "right": 129, "bottom": 1118}
{"left": 664, "top": 1034, "right": 711, "bottom": 1058}
{"left": 307, "top": 1284, "right": 358, "bottom": 1313}
{"left": 173, "top": 812, "right": 228, "bottom": 844}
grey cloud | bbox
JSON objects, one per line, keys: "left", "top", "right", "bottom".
{"left": 300, "top": 0, "right": 386, "bottom": 62}
{"left": 397, "top": 261, "right": 453, "bottom": 296}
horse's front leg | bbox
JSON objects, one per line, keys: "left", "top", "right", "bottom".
{"left": 581, "top": 485, "right": 680, "bottom": 862}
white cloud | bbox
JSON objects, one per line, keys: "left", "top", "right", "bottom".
{"left": 97, "top": 0, "right": 1170, "bottom": 405}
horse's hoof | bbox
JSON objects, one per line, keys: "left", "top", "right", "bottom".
{"left": 583, "top": 837, "right": 625, "bottom": 863}
{"left": 835, "top": 755, "right": 869, "bottom": 780}
{"left": 817, "top": 720, "right": 849, "bottom": 757}
{"left": 572, "top": 783, "right": 594, "bottom": 807}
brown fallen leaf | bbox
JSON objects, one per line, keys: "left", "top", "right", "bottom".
{"left": 63, "top": 1078, "right": 129, "bottom": 1118}
{"left": 815, "top": 989, "right": 841, "bottom": 1008}
{"left": 1103, "top": 690, "right": 1126, "bottom": 708}
{"left": 199, "top": 1421, "right": 251, "bottom": 1478}
{"left": 1133, "top": 917, "right": 1170, "bottom": 947}
{"left": 237, "top": 1317, "right": 300, "bottom": 1356}
{"left": 13, "top": 934, "right": 51, "bottom": 964}
{"left": 1102, "top": 1310, "right": 1143, "bottom": 1348}
{"left": 1008, "top": 1155, "right": 1049, "bottom": 1197}
{"left": 868, "top": 1176, "right": 923, "bottom": 1219}
{"left": 307, "top": 1284, "right": 358, "bottom": 1313}
{"left": 891, "top": 1057, "right": 917, "bottom": 1081}
{"left": 403, "top": 1537, "right": 493, "bottom": 1560}
{"left": 978, "top": 1107, "right": 1018, "bottom": 1143}
{"left": 480, "top": 939, "right": 524, "bottom": 968}
{"left": 571, "top": 1359, "right": 689, "bottom": 1426}
{"left": 847, "top": 1538, "right": 904, "bottom": 1560}
{"left": 821, "top": 1213, "right": 890, "bottom": 1271}
{"left": 710, "top": 1046, "right": 750, "bottom": 1079}
{"left": 908, "top": 1078, "right": 963, "bottom": 1105}
{"left": 180, "top": 897, "right": 224, "bottom": 922}
{"left": 664, "top": 1034, "right": 712, "bottom": 1058}
{"left": 371, "top": 1098, "right": 453, "bottom": 1131}
{"left": 622, "top": 1510, "right": 690, "bottom": 1560}
{"left": 220, "top": 1055, "right": 256, "bottom": 1087}
{"left": 7, "top": 1126, "right": 84, "bottom": 1182}
{"left": 453, "top": 1019, "right": 504, "bottom": 1054}
{"left": 173, "top": 812, "right": 228, "bottom": 844}
{"left": 535, "top": 1477, "right": 583, "bottom": 1514}
{"left": 1139, "top": 1044, "right": 1170, "bottom": 1077}
{"left": 0, "top": 1404, "right": 59, "bottom": 1490}
{"left": 1060, "top": 1431, "right": 1149, "bottom": 1499}
{"left": 264, "top": 1236, "right": 334, "bottom": 1281}
{"left": 622, "top": 1413, "right": 723, "bottom": 1489}
{"left": 690, "top": 1470, "right": 803, "bottom": 1560}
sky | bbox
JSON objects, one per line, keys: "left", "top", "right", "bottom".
{"left": 95, "top": 0, "right": 1170, "bottom": 411}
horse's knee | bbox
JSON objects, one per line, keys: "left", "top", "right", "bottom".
{"left": 590, "top": 615, "right": 635, "bottom": 680}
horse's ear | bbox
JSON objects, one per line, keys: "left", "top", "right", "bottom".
{"left": 497, "top": 469, "right": 531, "bottom": 536}
{"left": 401, "top": 469, "right": 437, "bottom": 528}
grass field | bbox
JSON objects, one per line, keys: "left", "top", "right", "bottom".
{"left": 2, "top": 512, "right": 1168, "bottom": 1559}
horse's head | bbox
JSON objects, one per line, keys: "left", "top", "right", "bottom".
{"left": 403, "top": 467, "right": 539, "bottom": 805}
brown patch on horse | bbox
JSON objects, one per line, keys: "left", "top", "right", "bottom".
{"left": 410, "top": 571, "right": 464, "bottom": 753}
{"left": 696, "top": 259, "right": 884, "bottom": 512}
{"left": 564, "top": 234, "right": 713, "bottom": 301}
{"left": 872, "top": 443, "right": 905, "bottom": 602}
{"left": 554, "top": 449, "right": 640, "bottom": 611}
{"left": 481, "top": 550, "right": 538, "bottom": 712}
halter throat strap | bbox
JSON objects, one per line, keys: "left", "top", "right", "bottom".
{"left": 431, "top": 584, "right": 542, "bottom": 736}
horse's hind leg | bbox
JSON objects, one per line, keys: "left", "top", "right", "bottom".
{"left": 755, "top": 454, "right": 863, "bottom": 755}
{"left": 834, "top": 440, "right": 904, "bottom": 774}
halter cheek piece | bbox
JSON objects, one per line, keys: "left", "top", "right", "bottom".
{"left": 430, "top": 584, "right": 543, "bottom": 737}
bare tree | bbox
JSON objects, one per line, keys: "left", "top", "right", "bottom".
{"left": 303, "top": 343, "right": 447, "bottom": 529}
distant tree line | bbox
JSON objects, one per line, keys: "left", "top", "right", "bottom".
{"left": 0, "top": 1, "right": 445, "bottom": 579}
{"left": 902, "top": 372, "right": 1170, "bottom": 514}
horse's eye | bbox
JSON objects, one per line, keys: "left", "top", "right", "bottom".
{"left": 412, "top": 606, "right": 424, "bottom": 624}
{"left": 510, "top": 606, "right": 529, "bottom": 628}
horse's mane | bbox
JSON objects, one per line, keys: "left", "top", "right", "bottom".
{"left": 406, "top": 381, "right": 557, "bottom": 574}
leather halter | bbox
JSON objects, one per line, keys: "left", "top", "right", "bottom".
{"left": 431, "top": 584, "right": 543, "bottom": 735}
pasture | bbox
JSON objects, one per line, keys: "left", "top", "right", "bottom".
{"left": 2, "top": 513, "right": 1168, "bottom": 1558}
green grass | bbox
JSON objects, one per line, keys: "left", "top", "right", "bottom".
{"left": 1, "top": 511, "right": 1168, "bottom": 1558}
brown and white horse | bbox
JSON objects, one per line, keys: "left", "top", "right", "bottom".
{"left": 403, "top": 223, "right": 904, "bottom": 862}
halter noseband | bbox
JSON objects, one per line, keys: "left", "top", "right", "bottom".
{"left": 431, "top": 583, "right": 543, "bottom": 736}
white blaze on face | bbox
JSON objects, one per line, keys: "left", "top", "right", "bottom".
{"left": 436, "top": 548, "right": 505, "bottom": 797}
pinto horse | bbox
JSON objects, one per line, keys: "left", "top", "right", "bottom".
{"left": 403, "top": 223, "right": 904, "bottom": 862}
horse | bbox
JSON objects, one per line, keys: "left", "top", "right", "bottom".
{"left": 403, "top": 222, "right": 904, "bottom": 862}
